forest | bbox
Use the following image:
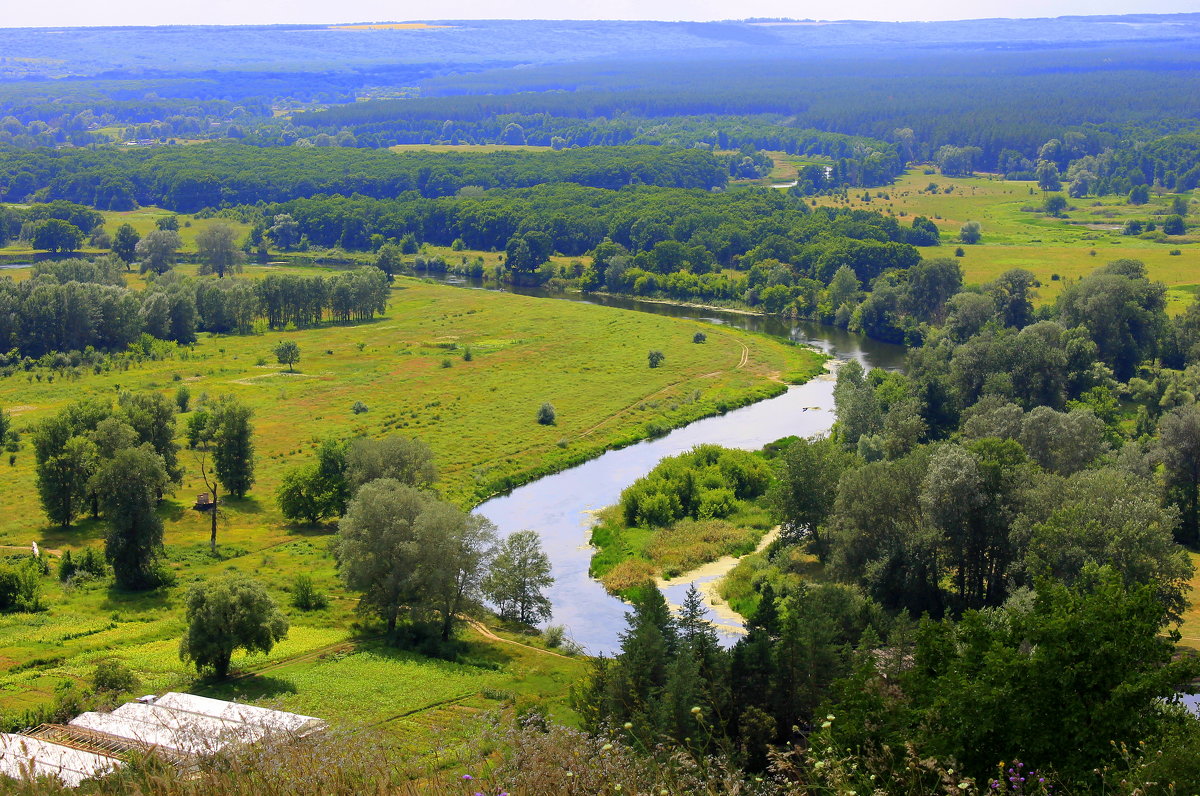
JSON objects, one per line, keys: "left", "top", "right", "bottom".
{"left": 1, "top": 11, "right": 1200, "bottom": 796}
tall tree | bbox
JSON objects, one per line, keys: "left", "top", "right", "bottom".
{"left": 1160, "top": 403, "right": 1200, "bottom": 546}
{"left": 483, "top": 529, "right": 554, "bottom": 624}
{"left": 196, "top": 221, "right": 243, "bottom": 278}
{"left": 136, "top": 230, "right": 182, "bottom": 275}
{"left": 111, "top": 223, "right": 140, "bottom": 267}
{"left": 415, "top": 502, "right": 497, "bottom": 641}
{"left": 345, "top": 435, "right": 436, "bottom": 492}
{"left": 95, "top": 445, "right": 170, "bottom": 590}
{"left": 768, "top": 435, "right": 856, "bottom": 557}
{"left": 179, "top": 573, "right": 288, "bottom": 678}
{"left": 335, "top": 479, "right": 432, "bottom": 636}
{"left": 210, "top": 396, "right": 255, "bottom": 498}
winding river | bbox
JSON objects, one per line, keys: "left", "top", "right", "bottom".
{"left": 427, "top": 276, "right": 906, "bottom": 654}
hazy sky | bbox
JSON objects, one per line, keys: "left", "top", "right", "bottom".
{"left": 12, "top": 0, "right": 1200, "bottom": 28}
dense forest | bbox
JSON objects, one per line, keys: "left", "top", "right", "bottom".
{"left": 0, "top": 144, "right": 736, "bottom": 211}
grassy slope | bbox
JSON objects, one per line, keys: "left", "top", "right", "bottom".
{"left": 0, "top": 271, "right": 819, "bottom": 723}
{"left": 814, "top": 169, "right": 1199, "bottom": 313}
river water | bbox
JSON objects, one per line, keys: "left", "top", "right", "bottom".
{"left": 428, "top": 276, "right": 905, "bottom": 654}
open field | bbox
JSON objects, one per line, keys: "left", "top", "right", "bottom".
{"left": 0, "top": 272, "right": 818, "bottom": 720}
{"left": 0, "top": 205, "right": 252, "bottom": 260}
{"left": 815, "top": 169, "right": 1199, "bottom": 311}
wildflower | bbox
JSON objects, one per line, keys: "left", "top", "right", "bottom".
{"left": 623, "top": 722, "right": 633, "bottom": 730}
{"left": 614, "top": 785, "right": 623, "bottom": 792}
{"left": 958, "top": 783, "right": 971, "bottom": 790}
{"left": 602, "top": 743, "right": 613, "bottom": 752}
{"left": 462, "top": 775, "right": 473, "bottom": 781}
{"left": 820, "top": 721, "right": 831, "bottom": 729}
{"left": 566, "top": 771, "right": 574, "bottom": 778}
{"left": 690, "top": 706, "right": 701, "bottom": 714}
{"left": 826, "top": 714, "right": 835, "bottom": 721}
{"left": 661, "top": 790, "right": 669, "bottom": 795}
{"left": 814, "top": 760, "right": 825, "bottom": 769}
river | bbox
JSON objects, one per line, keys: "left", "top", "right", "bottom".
{"left": 424, "top": 275, "right": 905, "bottom": 654}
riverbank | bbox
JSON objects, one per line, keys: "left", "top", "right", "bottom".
{"left": 657, "top": 526, "right": 781, "bottom": 634}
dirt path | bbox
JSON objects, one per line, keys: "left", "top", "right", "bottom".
{"left": 463, "top": 618, "right": 575, "bottom": 661}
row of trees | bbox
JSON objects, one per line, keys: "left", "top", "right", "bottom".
{"left": 0, "top": 261, "right": 390, "bottom": 356}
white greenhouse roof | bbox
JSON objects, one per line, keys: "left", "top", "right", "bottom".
{"left": 153, "top": 692, "right": 327, "bottom": 736}
{"left": 0, "top": 733, "right": 121, "bottom": 788}
{"left": 7, "top": 692, "right": 327, "bottom": 788}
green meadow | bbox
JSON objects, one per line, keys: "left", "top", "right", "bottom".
{"left": 816, "top": 169, "right": 1199, "bottom": 312}
{"left": 0, "top": 271, "right": 819, "bottom": 726}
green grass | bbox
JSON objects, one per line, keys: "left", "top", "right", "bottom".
{"left": 0, "top": 270, "right": 817, "bottom": 722}
{"left": 588, "top": 503, "right": 774, "bottom": 595}
{"left": 0, "top": 205, "right": 251, "bottom": 260}
{"left": 815, "top": 169, "right": 1198, "bottom": 311}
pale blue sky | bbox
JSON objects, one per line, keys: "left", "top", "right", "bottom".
{"left": 13, "top": 0, "right": 1200, "bottom": 28}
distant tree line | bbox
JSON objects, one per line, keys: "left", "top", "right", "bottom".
{"left": 0, "top": 144, "right": 731, "bottom": 211}
{"left": 0, "top": 261, "right": 390, "bottom": 357}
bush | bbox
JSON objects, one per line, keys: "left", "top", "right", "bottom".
{"left": 352, "top": 401, "right": 369, "bottom": 414}
{"left": 954, "top": 247, "right": 965, "bottom": 257}
{"left": 1170, "top": 249, "right": 1183, "bottom": 256}
{"left": 462, "top": 347, "right": 473, "bottom": 361}
{"left": 648, "top": 350, "right": 665, "bottom": 368}
{"left": 543, "top": 625, "right": 566, "bottom": 648}
{"left": 693, "top": 332, "right": 707, "bottom": 344}
{"left": 291, "top": 574, "right": 329, "bottom": 611}
{"left": 175, "top": 384, "right": 190, "bottom": 413}
{"left": 537, "top": 402, "right": 556, "bottom": 425}
{"left": 92, "top": 660, "right": 139, "bottom": 695}
{"left": 0, "top": 560, "right": 42, "bottom": 612}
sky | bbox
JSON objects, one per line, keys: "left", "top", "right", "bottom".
{"left": 11, "top": 0, "right": 1200, "bottom": 27}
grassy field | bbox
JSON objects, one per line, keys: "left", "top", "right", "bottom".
{"left": 0, "top": 205, "right": 252, "bottom": 260}
{"left": 0, "top": 270, "right": 819, "bottom": 723}
{"left": 814, "top": 169, "right": 1199, "bottom": 312}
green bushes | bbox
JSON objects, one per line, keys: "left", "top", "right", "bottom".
{"left": 0, "top": 557, "right": 43, "bottom": 612}
{"left": 619, "top": 444, "right": 769, "bottom": 527}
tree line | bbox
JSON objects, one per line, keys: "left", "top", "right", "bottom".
{"left": 0, "top": 144, "right": 732, "bottom": 212}
{"left": 0, "top": 261, "right": 390, "bottom": 357}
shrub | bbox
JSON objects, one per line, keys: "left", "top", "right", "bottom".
{"left": 352, "top": 401, "right": 369, "bottom": 414}
{"left": 0, "top": 560, "right": 42, "bottom": 612}
{"left": 291, "top": 574, "right": 329, "bottom": 611}
{"left": 93, "top": 660, "right": 139, "bottom": 695}
{"left": 462, "top": 347, "right": 473, "bottom": 361}
{"left": 1170, "top": 249, "right": 1183, "bottom": 256}
{"left": 174, "top": 384, "right": 190, "bottom": 413}
{"left": 440, "top": 358, "right": 452, "bottom": 368}
{"left": 693, "top": 332, "right": 707, "bottom": 344}
{"left": 954, "top": 247, "right": 965, "bottom": 257}
{"left": 959, "top": 220, "right": 982, "bottom": 244}
{"left": 648, "top": 350, "right": 665, "bottom": 368}
{"left": 537, "top": 402, "right": 556, "bottom": 425}
{"left": 543, "top": 625, "right": 566, "bottom": 648}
